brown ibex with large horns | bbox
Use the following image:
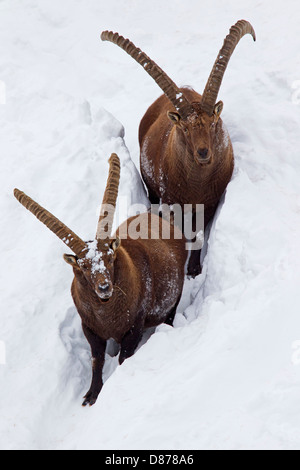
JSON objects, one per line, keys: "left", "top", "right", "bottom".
{"left": 101, "top": 20, "right": 256, "bottom": 277}
{"left": 14, "top": 154, "right": 187, "bottom": 406}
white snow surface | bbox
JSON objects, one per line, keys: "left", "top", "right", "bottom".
{"left": 1, "top": 0, "right": 300, "bottom": 450}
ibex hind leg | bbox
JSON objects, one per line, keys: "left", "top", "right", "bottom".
{"left": 119, "top": 314, "right": 145, "bottom": 365}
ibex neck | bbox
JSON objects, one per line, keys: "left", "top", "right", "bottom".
{"left": 165, "top": 121, "right": 233, "bottom": 204}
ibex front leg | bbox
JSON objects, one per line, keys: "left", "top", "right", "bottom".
{"left": 82, "top": 323, "right": 106, "bottom": 407}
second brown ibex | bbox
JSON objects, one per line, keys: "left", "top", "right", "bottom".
{"left": 101, "top": 20, "right": 256, "bottom": 277}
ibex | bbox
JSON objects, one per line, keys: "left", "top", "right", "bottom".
{"left": 14, "top": 154, "right": 187, "bottom": 406}
{"left": 101, "top": 20, "right": 256, "bottom": 277}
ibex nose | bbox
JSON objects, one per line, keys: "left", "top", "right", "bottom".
{"left": 98, "top": 283, "right": 110, "bottom": 293}
{"left": 197, "top": 148, "right": 209, "bottom": 160}
{"left": 97, "top": 282, "right": 113, "bottom": 301}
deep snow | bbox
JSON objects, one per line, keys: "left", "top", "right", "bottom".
{"left": 1, "top": 0, "right": 300, "bottom": 450}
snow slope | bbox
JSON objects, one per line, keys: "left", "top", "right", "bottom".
{"left": 1, "top": 0, "right": 300, "bottom": 450}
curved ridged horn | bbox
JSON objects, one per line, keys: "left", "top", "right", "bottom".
{"left": 14, "top": 189, "right": 87, "bottom": 257}
{"left": 96, "top": 153, "right": 121, "bottom": 240}
{"left": 101, "top": 30, "right": 193, "bottom": 119}
{"left": 201, "top": 20, "right": 256, "bottom": 116}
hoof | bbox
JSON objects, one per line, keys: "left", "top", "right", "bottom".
{"left": 187, "top": 265, "right": 202, "bottom": 279}
{"left": 82, "top": 390, "right": 100, "bottom": 407}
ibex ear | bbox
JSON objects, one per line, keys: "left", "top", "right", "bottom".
{"left": 63, "top": 254, "right": 79, "bottom": 268}
{"left": 167, "top": 111, "right": 181, "bottom": 125}
{"left": 213, "top": 101, "right": 223, "bottom": 121}
{"left": 111, "top": 236, "right": 121, "bottom": 252}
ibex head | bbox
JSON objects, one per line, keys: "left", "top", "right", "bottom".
{"left": 167, "top": 100, "right": 224, "bottom": 164}
{"left": 64, "top": 237, "right": 121, "bottom": 301}
{"left": 14, "top": 154, "right": 122, "bottom": 303}
{"left": 101, "top": 20, "right": 256, "bottom": 165}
